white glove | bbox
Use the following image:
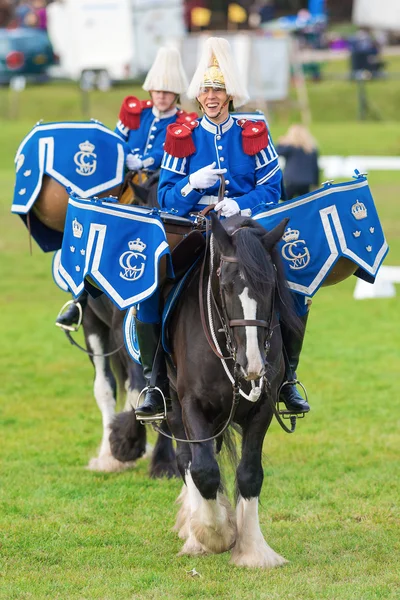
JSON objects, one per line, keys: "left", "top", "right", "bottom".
{"left": 189, "top": 162, "right": 227, "bottom": 190}
{"left": 126, "top": 153, "right": 143, "bottom": 171}
{"left": 215, "top": 198, "right": 240, "bottom": 218}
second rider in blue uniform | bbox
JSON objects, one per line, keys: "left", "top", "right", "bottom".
{"left": 56, "top": 46, "right": 192, "bottom": 328}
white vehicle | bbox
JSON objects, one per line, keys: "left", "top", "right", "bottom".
{"left": 46, "top": 0, "right": 134, "bottom": 85}
{"left": 131, "top": 0, "right": 186, "bottom": 75}
{"left": 353, "top": 0, "right": 400, "bottom": 31}
{"left": 46, "top": 0, "right": 186, "bottom": 86}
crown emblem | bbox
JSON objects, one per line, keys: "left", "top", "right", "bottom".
{"left": 282, "top": 228, "right": 300, "bottom": 243}
{"left": 72, "top": 218, "right": 83, "bottom": 239}
{"left": 78, "top": 140, "right": 95, "bottom": 153}
{"left": 369, "top": 227, "right": 374, "bottom": 233}
{"left": 352, "top": 230, "right": 361, "bottom": 238}
{"left": 351, "top": 200, "right": 367, "bottom": 220}
{"left": 128, "top": 238, "right": 146, "bottom": 253}
{"left": 70, "top": 245, "right": 75, "bottom": 252}
{"left": 366, "top": 245, "right": 372, "bottom": 252}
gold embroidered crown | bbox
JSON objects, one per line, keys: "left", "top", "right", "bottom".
{"left": 202, "top": 55, "right": 225, "bottom": 89}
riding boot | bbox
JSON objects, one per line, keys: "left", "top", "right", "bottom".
{"left": 279, "top": 312, "right": 310, "bottom": 413}
{"left": 56, "top": 290, "right": 88, "bottom": 327}
{"left": 134, "top": 319, "right": 170, "bottom": 418}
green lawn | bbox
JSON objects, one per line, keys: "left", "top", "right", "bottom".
{"left": 0, "top": 80, "right": 399, "bottom": 599}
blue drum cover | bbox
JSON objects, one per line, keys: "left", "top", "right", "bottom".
{"left": 59, "top": 196, "right": 173, "bottom": 310}
{"left": 254, "top": 175, "right": 388, "bottom": 296}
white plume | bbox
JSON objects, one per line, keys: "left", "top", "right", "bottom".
{"left": 143, "top": 47, "right": 188, "bottom": 95}
{"left": 187, "top": 37, "right": 249, "bottom": 108}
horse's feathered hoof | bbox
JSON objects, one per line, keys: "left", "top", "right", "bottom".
{"left": 109, "top": 410, "right": 146, "bottom": 462}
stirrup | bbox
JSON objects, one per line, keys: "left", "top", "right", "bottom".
{"left": 134, "top": 385, "right": 167, "bottom": 424}
{"left": 55, "top": 300, "right": 83, "bottom": 332}
{"left": 277, "top": 379, "right": 308, "bottom": 418}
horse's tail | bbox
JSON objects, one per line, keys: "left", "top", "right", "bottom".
{"left": 216, "top": 426, "right": 240, "bottom": 496}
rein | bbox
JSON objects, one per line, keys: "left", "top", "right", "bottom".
{"left": 153, "top": 366, "right": 241, "bottom": 444}
{"left": 63, "top": 330, "right": 125, "bottom": 357}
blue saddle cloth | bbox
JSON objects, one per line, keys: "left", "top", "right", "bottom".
{"left": 254, "top": 174, "right": 388, "bottom": 296}
{"left": 58, "top": 195, "right": 173, "bottom": 310}
{"left": 124, "top": 309, "right": 141, "bottom": 365}
{"left": 123, "top": 260, "right": 201, "bottom": 364}
{"left": 11, "top": 121, "right": 131, "bottom": 252}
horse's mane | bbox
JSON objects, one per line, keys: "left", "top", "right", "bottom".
{"left": 224, "top": 216, "right": 303, "bottom": 338}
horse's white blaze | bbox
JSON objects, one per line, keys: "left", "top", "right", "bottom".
{"left": 181, "top": 468, "right": 236, "bottom": 554}
{"left": 87, "top": 334, "right": 134, "bottom": 472}
{"left": 230, "top": 496, "right": 287, "bottom": 568}
{"left": 238, "top": 287, "right": 264, "bottom": 377}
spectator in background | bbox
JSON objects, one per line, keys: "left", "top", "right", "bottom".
{"left": 349, "top": 28, "right": 385, "bottom": 79}
{"left": 248, "top": 0, "right": 275, "bottom": 28}
{"left": 15, "top": 1, "right": 38, "bottom": 27}
{"left": 32, "top": 0, "right": 47, "bottom": 30}
{"left": 0, "top": 0, "right": 13, "bottom": 27}
{"left": 276, "top": 124, "right": 319, "bottom": 199}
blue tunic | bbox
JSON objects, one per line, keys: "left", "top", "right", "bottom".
{"left": 158, "top": 114, "right": 282, "bottom": 217}
{"left": 115, "top": 106, "right": 179, "bottom": 170}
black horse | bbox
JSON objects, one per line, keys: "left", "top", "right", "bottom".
{"left": 59, "top": 171, "right": 177, "bottom": 477}
{"left": 81, "top": 294, "right": 177, "bottom": 478}
{"left": 111, "top": 211, "right": 303, "bottom": 566}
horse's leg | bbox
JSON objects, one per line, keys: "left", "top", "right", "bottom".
{"left": 231, "top": 403, "right": 287, "bottom": 568}
{"left": 179, "top": 399, "right": 236, "bottom": 555}
{"left": 119, "top": 353, "right": 177, "bottom": 478}
{"left": 84, "top": 306, "right": 136, "bottom": 472}
{"left": 149, "top": 420, "right": 179, "bottom": 479}
{"left": 167, "top": 391, "right": 193, "bottom": 545}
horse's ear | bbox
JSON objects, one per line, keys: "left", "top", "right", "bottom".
{"left": 129, "top": 180, "right": 149, "bottom": 204}
{"left": 210, "top": 212, "right": 233, "bottom": 253}
{"left": 263, "top": 217, "right": 289, "bottom": 249}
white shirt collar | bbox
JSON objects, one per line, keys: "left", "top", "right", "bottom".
{"left": 200, "top": 114, "right": 234, "bottom": 135}
{"left": 152, "top": 106, "right": 178, "bottom": 119}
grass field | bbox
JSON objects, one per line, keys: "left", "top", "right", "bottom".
{"left": 0, "top": 75, "right": 399, "bottom": 599}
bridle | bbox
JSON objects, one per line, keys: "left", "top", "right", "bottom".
{"left": 199, "top": 220, "right": 275, "bottom": 364}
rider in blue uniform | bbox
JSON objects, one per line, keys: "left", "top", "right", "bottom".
{"left": 134, "top": 37, "right": 311, "bottom": 419}
{"left": 56, "top": 46, "right": 193, "bottom": 328}
{"left": 114, "top": 46, "right": 196, "bottom": 172}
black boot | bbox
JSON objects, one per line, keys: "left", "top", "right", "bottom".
{"left": 56, "top": 290, "right": 88, "bottom": 328}
{"left": 279, "top": 312, "right": 310, "bottom": 413}
{"left": 134, "top": 319, "right": 170, "bottom": 418}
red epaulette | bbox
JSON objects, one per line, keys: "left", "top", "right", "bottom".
{"left": 175, "top": 110, "right": 199, "bottom": 125}
{"left": 237, "top": 119, "right": 269, "bottom": 156}
{"left": 141, "top": 99, "right": 153, "bottom": 110}
{"left": 118, "top": 96, "right": 143, "bottom": 130}
{"left": 164, "top": 120, "right": 198, "bottom": 158}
